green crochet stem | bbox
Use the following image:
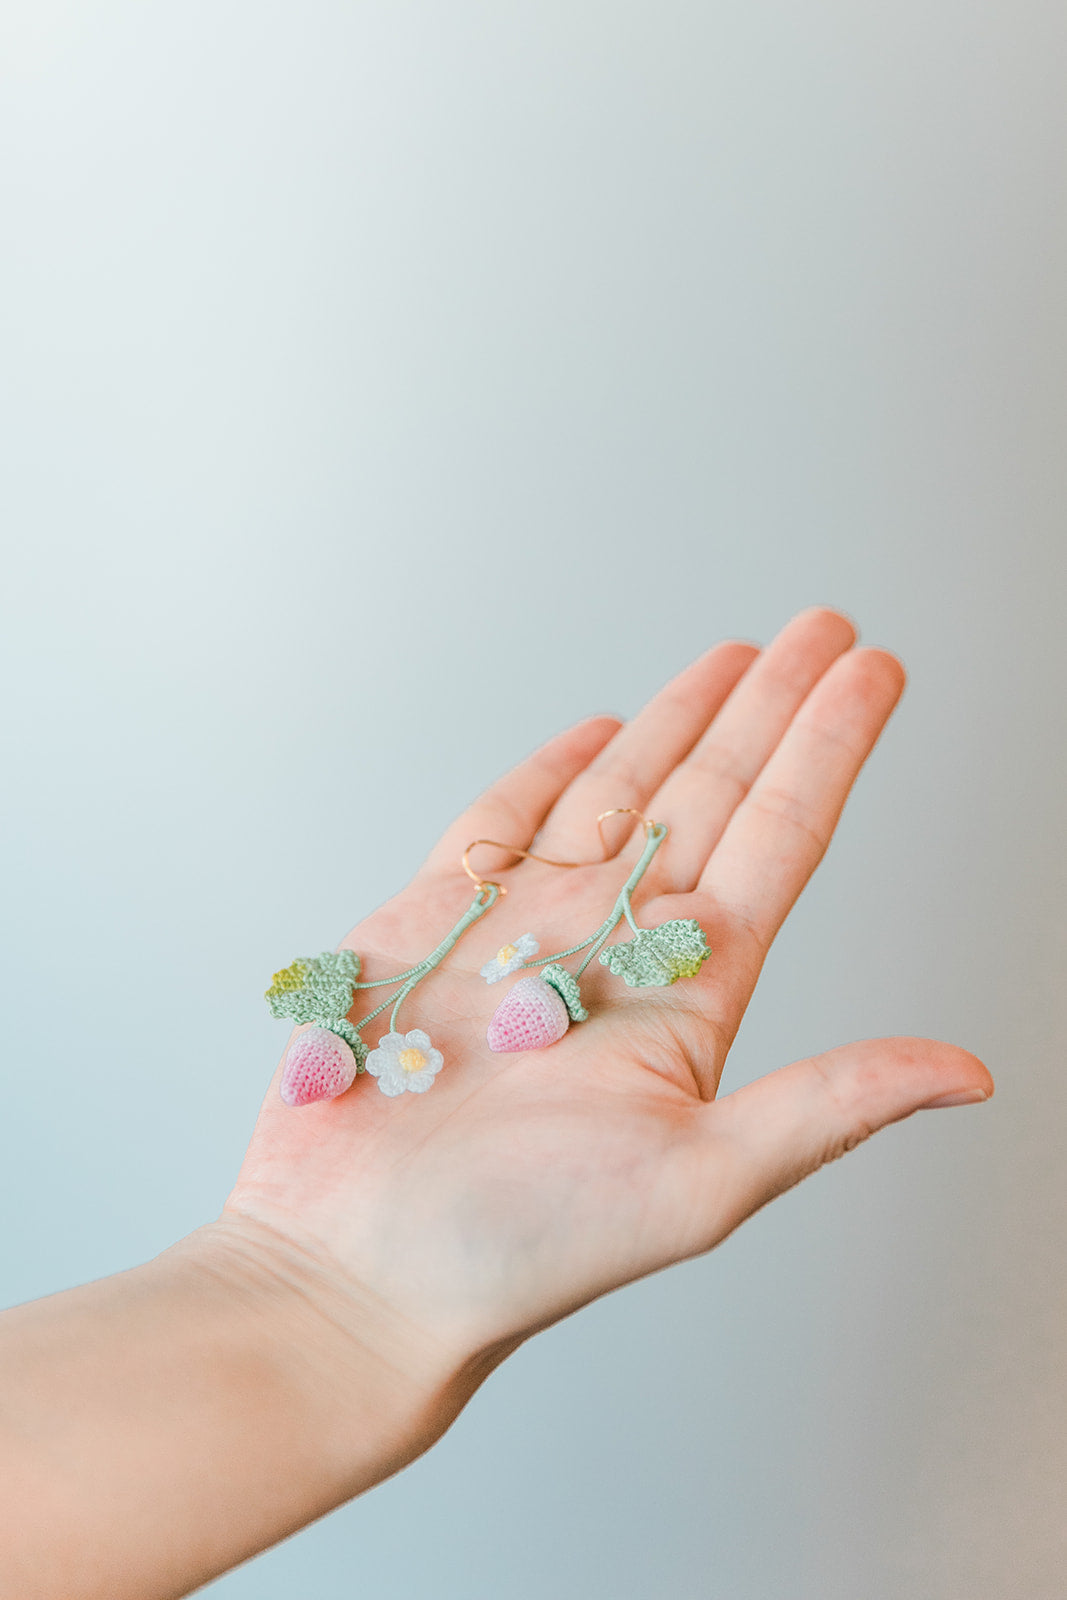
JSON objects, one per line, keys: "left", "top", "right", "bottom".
{"left": 522, "top": 821, "right": 668, "bottom": 977}
{"left": 353, "top": 883, "right": 501, "bottom": 1038}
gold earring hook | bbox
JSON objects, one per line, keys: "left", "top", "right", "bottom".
{"left": 594, "top": 807, "right": 656, "bottom": 852}
{"left": 461, "top": 808, "right": 657, "bottom": 894}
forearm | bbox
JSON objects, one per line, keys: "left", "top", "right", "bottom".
{"left": 0, "top": 1217, "right": 482, "bottom": 1600}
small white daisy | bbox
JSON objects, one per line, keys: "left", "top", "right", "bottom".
{"left": 480, "top": 932, "right": 540, "bottom": 985}
{"left": 364, "top": 1028, "right": 444, "bottom": 1096}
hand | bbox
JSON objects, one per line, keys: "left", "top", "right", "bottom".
{"left": 227, "top": 607, "right": 992, "bottom": 1371}
{"left": 0, "top": 608, "right": 993, "bottom": 1600}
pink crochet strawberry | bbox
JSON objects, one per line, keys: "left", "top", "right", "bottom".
{"left": 486, "top": 975, "right": 571, "bottom": 1052}
{"left": 279, "top": 1027, "right": 360, "bottom": 1106}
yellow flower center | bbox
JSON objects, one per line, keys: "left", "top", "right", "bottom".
{"left": 397, "top": 1048, "right": 427, "bottom": 1074}
{"left": 497, "top": 944, "right": 518, "bottom": 964}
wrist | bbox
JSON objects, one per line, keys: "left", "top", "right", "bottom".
{"left": 169, "top": 1210, "right": 497, "bottom": 1495}
{"left": 0, "top": 1214, "right": 497, "bottom": 1600}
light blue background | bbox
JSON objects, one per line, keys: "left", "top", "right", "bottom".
{"left": 2, "top": 3, "right": 1065, "bottom": 1595}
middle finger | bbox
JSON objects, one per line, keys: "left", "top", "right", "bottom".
{"left": 646, "top": 607, "right": 857, "bottom": 892}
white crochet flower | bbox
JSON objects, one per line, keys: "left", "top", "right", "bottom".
{"left": 480, "top": 933, "right": 540, "bottom": 984}
{"left": 364, "top": 1029, "right": 444, "bottom": 1097}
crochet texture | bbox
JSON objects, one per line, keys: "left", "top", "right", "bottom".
{"left": 598, "top": 919, "right": 711, "bottom": 987}
{"left": 486, "top": 975, "right": 571, "bottom": 1052}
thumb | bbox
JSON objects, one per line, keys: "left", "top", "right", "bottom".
{"left": 708, "top": 1036, "right": 994, "bottom": 1224}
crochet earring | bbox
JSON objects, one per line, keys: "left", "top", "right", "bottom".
{"left": 473, "top": 809, "right": 712, "bottom": 1052}
{"left": 265, "top": 872, "right": 505, "bottom": 1107}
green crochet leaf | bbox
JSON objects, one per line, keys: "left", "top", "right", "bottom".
{"left": 265, "top": 949, "right": 361, "bottom": 1025}
{"left": 326, "top": 1019, "right": 369, "bottom": 1072}
{"left": 598, "top": 919, "right": 710, "bottom": 988}
{"left": 541, "top": 963, "right": 588, "bottom": 1022}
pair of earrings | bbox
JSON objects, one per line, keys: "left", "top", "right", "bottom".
{"left": 265, "top": 809, "right": 710, "bottom": 1107}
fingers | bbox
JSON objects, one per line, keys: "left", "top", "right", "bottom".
{"left": 696, "top": 646, "right": 906, "bottom": 989}
{"left": 423, "top": 715, "right": 622, "bottom": 878}
{"left": 691, "top": 1037, "right": 993, "bottom": 1240}
{"left": 532, "top": 640, "right": 759, "bottom": 858}
{"left": 648, "top": 607, "right": 858, "bottom": 891}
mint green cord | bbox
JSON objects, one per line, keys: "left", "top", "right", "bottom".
{"left": 521, "top": 822, "right": 668, "bottom": 976}
{"left": 354, "top": 884, "right": 501, "bottom": 1038}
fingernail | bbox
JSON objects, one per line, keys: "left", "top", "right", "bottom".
{"left": 919, "top": 1088, "right": 991, "bottom": 1110}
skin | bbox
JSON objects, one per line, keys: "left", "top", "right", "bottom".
{"left": 0, "top": 608, "right": 993, "bottom": 1600}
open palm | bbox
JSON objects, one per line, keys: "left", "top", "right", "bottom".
{"left": 228, "top": 609, "right": 990, "bottom": 1363}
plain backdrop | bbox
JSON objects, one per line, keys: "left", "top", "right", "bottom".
{"left": 2, "top": 3, "right": 1065, "bottom": 1596}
